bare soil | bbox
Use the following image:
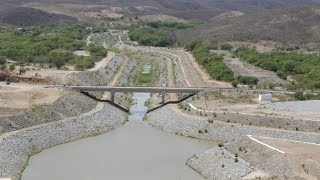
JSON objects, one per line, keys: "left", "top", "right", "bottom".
{"left": 0, "top": 85, "right": 61, "bottom": 109}
{"left": 254, "top": 136, "right": 320, "bottom": 180}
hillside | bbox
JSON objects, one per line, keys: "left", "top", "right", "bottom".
{"left": 1, "top": 0, "right": 320, "bottom": 26}
{"left": 176, "top": 6, "right": 320, "bottom": 48}
{"left": 0, "top": 7, "right": 78, "bottom": 26}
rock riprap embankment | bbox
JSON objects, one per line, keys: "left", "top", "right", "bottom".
{"left": 0, "top": 103, "right": 126, "bottom": 179}
{"left": 147, "top": 105, "right": 320, "bottom": 144}
{"left": 187, "top": 148, "right": 255, "bottom": 180}
{"left": 146, "top": 105, "right": 320, "bottom": 178}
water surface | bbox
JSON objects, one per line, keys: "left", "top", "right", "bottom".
{"left": 22, "top": 93, "right": 211, "bottom": 180}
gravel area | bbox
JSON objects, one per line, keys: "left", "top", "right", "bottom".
{"left": 0, "top": 103, "right": 127, "bottom": 179}
{"left": 262, "top": 100, "right": 320, "bottom": 115}
{"left": 187, "top": 147, "right": 255, "bottom": 180}
{"left": 303, "top": 159, "right": 320, "bottom": 179}
{"left": 146, "top": 105, "right": 320, "bottom": 178}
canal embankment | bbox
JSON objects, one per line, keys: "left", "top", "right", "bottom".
{"left": 0, "top": 102, "right": 127, "bottom": 179}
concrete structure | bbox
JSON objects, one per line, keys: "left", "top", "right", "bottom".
{"left": 259, "top": 94, "right": 272, "bottom": 101}
{"left": 70, "top": 86, "right": 205, "bottom": 104}
{"left": 69, "top": 86, "right": 206, "bottom": 94}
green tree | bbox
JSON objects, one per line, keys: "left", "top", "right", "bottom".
{"left": 49, "top": 51, "right": 74, "bottom": 70}
{"left": 19, "top": 68, "right": 27, "bottom": 75}
{"left": 220, "top": 44, "right": 233, "bottom": 51}
{"left": 9, "top": 64, "right": 15, "bottom": 71}
{"left": 0, "top": 64, "right": 6, "bottom": 71}
{"left": 294, "top": 91, "right": 306, "bottom": 101}
{"left": 0, "top": 56, "right": 6, "bottom": 65}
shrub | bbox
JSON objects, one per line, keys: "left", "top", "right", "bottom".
{"left": 220, "top": 44, "right": 233, "bottom": 51}
{"left": 0, "top": 56, "right": 6, "bottom": 65}
{"left": 0, "top": 64, "right": 6, "bottom": 70}
{"left": 9, "top": 64, "right": 15, "bottom": 71}
{"left": 232, "top": 81, "right": 238, "bottom": 87}
{"left": 236, "top": 76, "right": 259, "bottom": 85}
{"left": 294, "top": 91, "right": 306, "bottom": 101}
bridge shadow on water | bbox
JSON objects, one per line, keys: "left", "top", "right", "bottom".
{"left": 80, "top": 91, "right": 197, "bottom": 114}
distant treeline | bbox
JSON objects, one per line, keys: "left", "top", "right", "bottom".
{"left": 234, "top": 47, "right": 320, "bottom": 90}
{"left": 145, "top": 21, "right": 202, "bottom": 29}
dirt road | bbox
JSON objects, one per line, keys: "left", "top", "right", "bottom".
{"left": 88, "top": 52, "right": 115, "bottom": 72}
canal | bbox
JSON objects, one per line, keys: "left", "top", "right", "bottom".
{"left": 22, "top": 93, "right": 212, "bottom": 180}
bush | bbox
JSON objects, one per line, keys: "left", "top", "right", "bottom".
{"left": 9, "top": 64, "right": 15, "bottom": 71}
{"left": 294, "top": 91, "right": 306, "bottom": 101}
{"left": 0, "top": 56, "right": 6, "bottom": 65}
{"left": 220, "top": 44, "right": 233, "bottom": 51}
{"left": 0, "top": 64, "right": 6, "bottom": 70}
{"left": 19, "top": 68, "right": 27, "bottom": 75}
{"left": 236, "top": 76, "right": 259, "bottom": 85}
{"left": 86, "top": 44, "right": 108, "bottom": 57}
{"left": 232, "top": 81, "right": 238, "bottom": 87}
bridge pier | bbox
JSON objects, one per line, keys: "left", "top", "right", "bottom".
{"left": 111, "top": 91, "right": 115, "bottom": 103}
{"left": 162, "top": 91, "right": 165, "bottom": 104}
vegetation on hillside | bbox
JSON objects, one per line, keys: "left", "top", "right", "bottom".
{"left": 145, "top": 21, "right": 202, "bottom": 30}
{"left": 234, "top": 47, "right": 320, "bottom": 90}
{"left": 0, "top": 24, "right": 88, "bottom": 61}
{"left": 0, "top": 24, "right": 107, "bottom": 70}
{"left": 185, "top": 41, "right": 234, "bottom": 82}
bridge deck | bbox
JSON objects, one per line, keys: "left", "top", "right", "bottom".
{"left": 69, "top": 86, "right": 206, "bottom": 93}
{"left": 67, "top": 85, "right": 297, "bottom": 94}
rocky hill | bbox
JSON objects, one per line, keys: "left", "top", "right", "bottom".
{"left": 176, "top": 6, "right": 320, "bottom": 48}
{"left": 0, "top": 7, "right": 78, "bottom": 26}
{"left": 1, "top": 0, "right": 320, "bottom": 25}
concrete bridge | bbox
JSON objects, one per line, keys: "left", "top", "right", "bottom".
{"left": 67, "top": 85, "right": 297, "bottom": 104}
{"left": 69, "top": 86, "right": 206, "bottom": 104}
